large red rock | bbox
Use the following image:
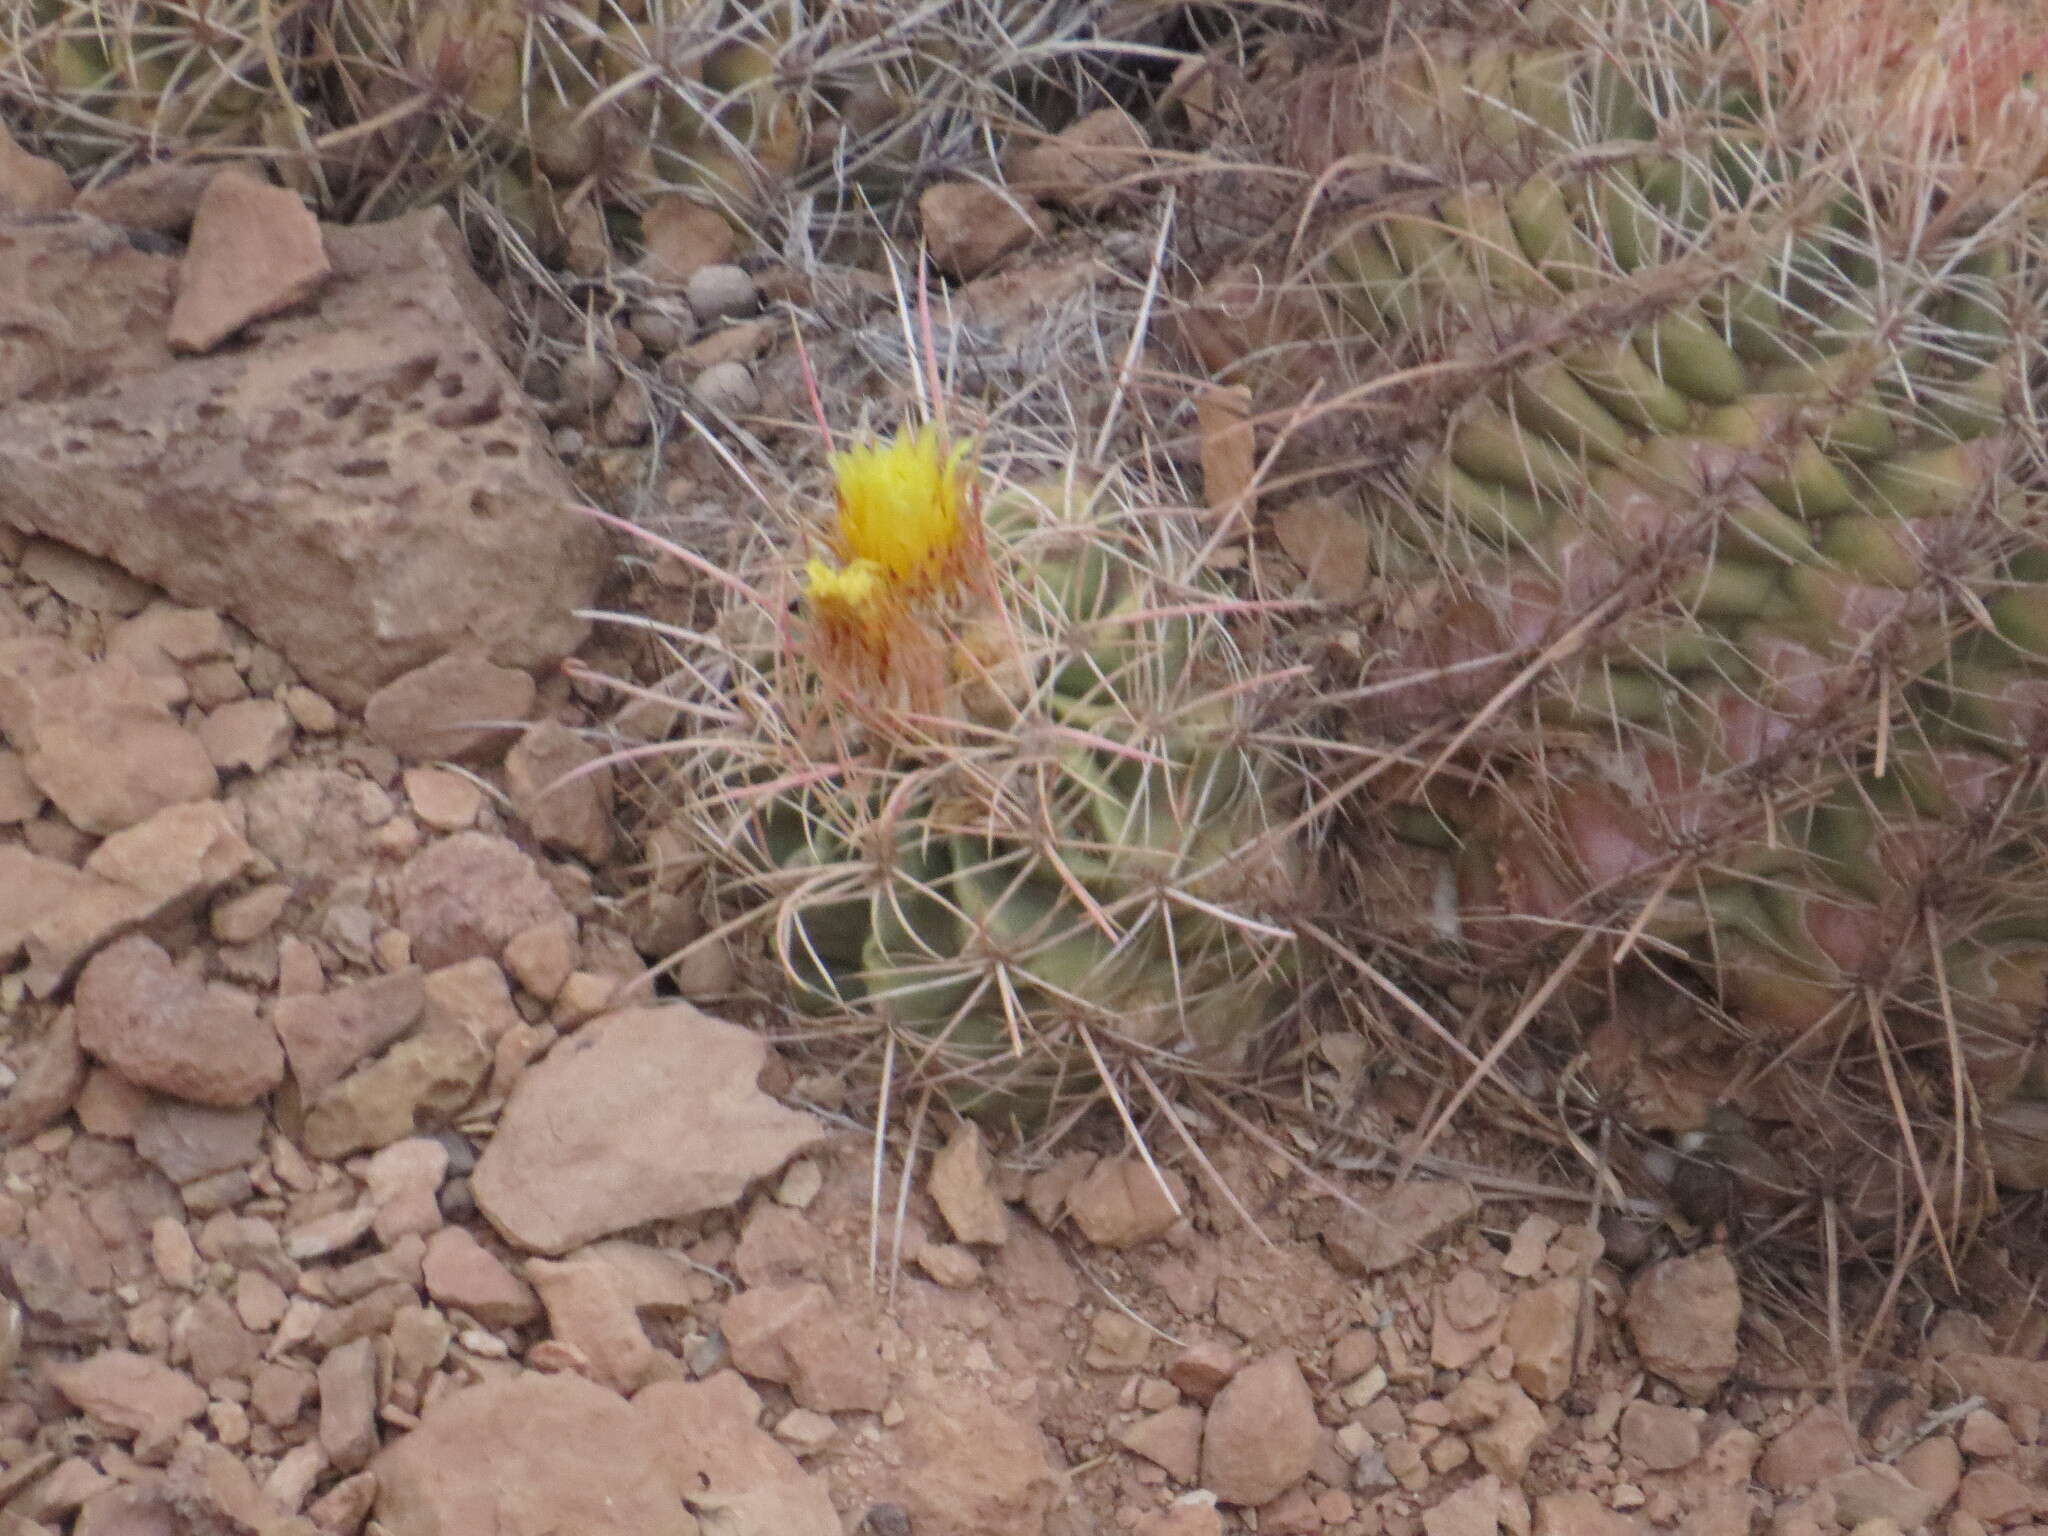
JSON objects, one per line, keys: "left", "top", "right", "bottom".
{"left": 73, "top": 935, "right": 283, "bottom": 1107}
{"left": 0, "top": 208, "right": 606, "bottom": 708}
{"left": 470, "top": 1004, "right": 825, "bottom": 1256}
{"left": 373, "top": 1373, "right": 694, "bottom": 1536}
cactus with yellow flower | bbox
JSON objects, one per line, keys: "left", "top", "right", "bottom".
{"left": 637, "top": 410, "right": 1310, "bottom": 1122}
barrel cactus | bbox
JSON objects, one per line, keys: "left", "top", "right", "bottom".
{"left": 3, "top": 0, "right": 1110, "bottom": 266}
{"left": 0, "top": 0, "right": 317, "bottom": 171}
{"left": 636, "top": 421, "right": 1309, "bottom": 1124}
{"left": 1198, "top": 0, "right": 2048, "bottom": 1211}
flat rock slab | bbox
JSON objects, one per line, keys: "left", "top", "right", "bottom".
{"left": 471, "top": 1004, "right": 826, "bottom": 1256}
{"left": 374, "top": 1372, "right": 695, "bottom": 1536}
{"left": 0, "top": 207, "right": 607, "bottom": 709}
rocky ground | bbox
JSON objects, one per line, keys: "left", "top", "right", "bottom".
{"left": 0, "top": 80, "right": 2046, "bottom": 1536}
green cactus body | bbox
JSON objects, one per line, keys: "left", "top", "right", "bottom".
{"left": 1269, "top": 0, "right": 2048, "bottom": 1195}
{"left": 2, "top": 0, "right": 307, "bottom": 170}
{"left": 685, "top": 475, "right": 1305, "bottom": 1125}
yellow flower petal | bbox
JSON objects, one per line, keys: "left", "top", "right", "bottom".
{"left": 803, "top": 556, "right": 888, "bottom": 614}
{"left": 829, "top": 425, "right": 974, "bottom": 595}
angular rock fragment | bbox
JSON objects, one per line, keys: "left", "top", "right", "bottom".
{"left": 373, "top": 1372, "right": 694, "bottom": 1536}
{"left": 74, "top": 935, "right": 283, "bottom": 1106}
{"left": 0, "top": 209, "right": 606, "bottom": 708}
{"left": 167, "top": 171, "right": 331, "bottom": 354}
{"left": 471, "top": 1004, "right": 824, "bottom": 1255}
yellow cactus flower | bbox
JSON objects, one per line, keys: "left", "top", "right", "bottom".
{"left": 828, "top": 424, "right": 979, "bottom": 599}
{"left": 804, "top": 554, "right": 894, "bottom": 640}
{"left": 802, "top": 555, "right": 911, "bottom": 680}
{"left": 804, "top": 555, "right": 883, "bottom": 604}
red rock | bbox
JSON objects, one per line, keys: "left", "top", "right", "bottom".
{"left": 1932, "top": 1353, "right": 2048, "bottom": 1415}
{"left": 1439, "top": 1270, "right": 1503, "bottom": 1330}
{"left": 365, "top": 1138, "right": 448, "bottom": 1240}
{"left": 73, "top": 1484, "right": 179, "bottom": 1536}
{"left": 75, "top": 1073, "right": 149, "bottom": 1146}
{"left": 575, "top": 1241, "right": 702, "bottom": 1314}
{"left": 286, "top": 1204, "right": 376, "bottom": 1261}
{"left": 504, "top": 720, "right": 615, "bottom": 864}
{"left": 1421, "top": 1473, "right": 1505, "bottom": 1536}
{"left": 404, "top": 765, "right": 484, "bottom": 832}
{"left": 1957, "top": 1465, "right": 2033, "bottom": 1523}
{"left": 1533, "top": 1492, "right": 1644, "bottom": 1535}
{"left": 196, "top": 699, "right": 293, "bottom": 773}
{"left": 167, "top": 171, "right": 331, "bottom": 353}
{"left": 0, "top": 846, "right": 95, "bottom": 968}
{"left": 271, "top": 969, "right": 425, "bottom": 1100}
{"left": 929, "top": 1122, "right": 1009, "bottom": 1246}
{"left": 1958, "top": 1407, "right": 2018, "bottom": 1459}
{"left": 1135, "top": 1501, "right": 1224, "bottom": 1536}
{"left": 1117, "top": 1405, "right": 1204, "bottom": 1483}
{"left": 1624, "top": 1247, "right": 1740, "bottom": 1403}
{"left": 502, "top": 919, "right": 575, "bottom": 1001}
{"left": 48, "top": 1350, "right": 206, "bottom": 1441}
{"left": 1893, "top": 1433, "right": 1961, "bottom": 1508}
{"left": 1322, "top": 1180, "right": 1478, "bottom": 1275}
{"left": 0, "top": 211, "right": 606, "bottom": 711}
{"left": 1160, "top": 1343, "right": 1240, "bottom": 1411}
{"left": 1007, "top": 107, "right": 1152, "bottom": 215}
{"left": 107, "top": 604, "right": 230, "bottom": 670}
{"left": 638, "top": 197, "right": 736, "bottom": 285}
{"left": 528, "top": 1256, "right": 661, "bottom": 1394}
{"left": 1758, "top": 1404, "right": 1859, "bottom": 1492}
{"left": 0, "top": 121, "right": 75, "bottom": 215}
{"left": 210, "top": 884, "right": 292, "bottom": 946}
{"left": 372, "top": 1372, "right": 695, "bottom": 1536}
{"left": 83, "top": 799, "right": 262, "bottom": 914}
{"left": 364, "top": 653, "right": 537, "bottom": 764}
{"left": 20, "top": 539, "right": 151, "bottom": 613}
{"left": 635, "top": 1372, "right": 840, "bottom": 1536}
{"left": 74, "top": 936, "right": 283, "bottom": 1107}
{"left": 421, "top": 958, "right": 524, "bottom": 1044}
{"left": 232, "top": 1270, "right": 288, "bottom": 1332}
{"left": 732, "top": 1203, "right": 829, "bottom": 1287}
{"left": 0, "top": 1009, "right": 87, "bottom": 1152}
{"left": 0, "top": 635, "right": 85, "bottom": 740}
{"left": 308, "top": 1470, "right": 376, "bottom": 1534}
{"left": 1504, "top": 1278, "right": 1580, "bottom": 1402}
{"left": 134, "top": 1100, "right": 265, "bottom": 1184}
{"left": 395, "top": 833, "right": 567, "bottom": 970}
{"left": 890, "top": 1370, "right": 1061, "bottom": 1536}
{"left": 298, "top": 1025, "right": 491, "bottom": 1159}
{"left": 721, "top": 1280, "right": 889, "bottom": 1415}
{"left": 251, "top": 1362, "right": 313, "bottom": 1429}
{"left": 1471, "top": 1383, "right": 1548, "bottom": 1480}
{"left": 470, "top": 1004, "right": 824, "bottom": 1256}
{"left": 1200, "top": 1350, "right": 1318, "bottom": 1506}
{"left": 13, "top": 660, "right": 217, "bottom": 836}
{"left": 919, "top": 182, "right": 1048, "bottom": 280}
{"left": 0, "top": 747, "right": 42, "bottom": 822}
{"left": 1066, "top": 1156, "right": 1186, "bottom": 1249}
{"left": 1824, "top": 1464, "right": 1945, "bottom": 1529}
{"left": 178, "top": 1290, "right": 264, "bottom": 1388}
{"left": 318, "top": 1337, "right": 381, "bottom": 1473}
{"left": 15, "top": 1454, "right": 113, "bottom": 1522}
{"left": 44, "top": 798, "right": 266, "bottom": 991}
{"left": 1618, "top": 1401, "right": 1701, "bottom": 1471}
{"left": 914, "top": 1241, "right": 982, "bottom": 1289}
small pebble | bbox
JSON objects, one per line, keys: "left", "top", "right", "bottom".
{"left": 685, "top": 263, "right": 757, "bottom": 322}
{"left": 555, "top": 353, "right": 620, "bottom": 416}
{"left": 629, "top": 306, "right": 690, "bottom": 353}
{"left": 689, "top": 361, "right": 759, "bottom": 416}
